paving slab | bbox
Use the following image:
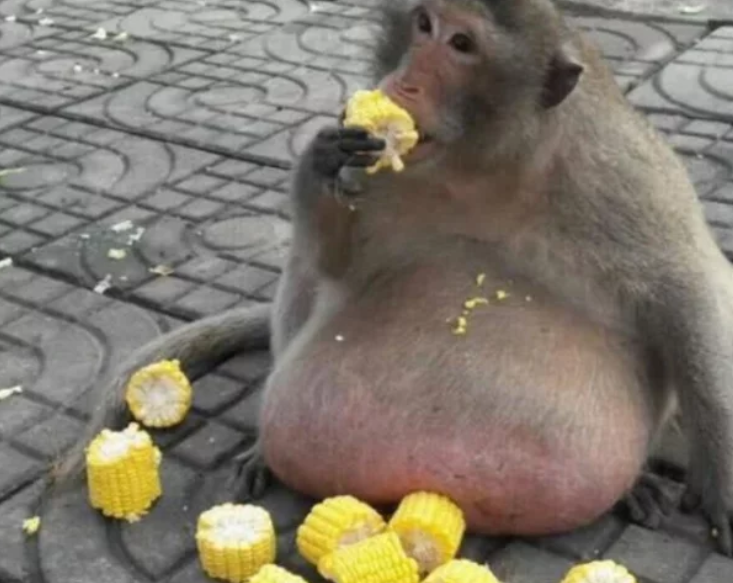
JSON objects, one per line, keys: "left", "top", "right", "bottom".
{"left": 629, "top": 26, "right": 733, "bottom": 120}
{"left": 0, "top": 115, "right": 286, "bottom": 319}
{"left": 561, "top": 0, "right": 733, "bottom": 21}
{"left": 0, "top": 22, "right": 205, "bottom": 111}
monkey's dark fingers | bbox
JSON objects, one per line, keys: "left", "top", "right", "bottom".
{"left": 345, "top": 153, "right": 381, "bottom": 168}
{"left": 339, "top": 137, "right": 386, "bottom": 153}
{"left": 318, "top": 127, "right": 372, "bottom": 142}
{"left": 681, "top": 488, "right": 701, "bottom": 512}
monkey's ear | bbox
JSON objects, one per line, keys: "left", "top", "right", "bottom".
{"left": 542, "top": 43, "right": 584, "bottom": 109}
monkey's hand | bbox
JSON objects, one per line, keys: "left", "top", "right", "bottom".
{"left": 311, "top": 126, "right": 386, "bottom": 180}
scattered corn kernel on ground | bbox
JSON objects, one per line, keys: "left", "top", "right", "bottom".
{"left": 86, "top": 422, "right": 162, "bottom": 521}
{"left": 343, "top": 89, "right": 419, "bottom": 174}
{"left": 388, "top": 491, "right": 466, "bottom": 574}
{"left": 125, "top": 359, "right": 192, "bottom": 428}
{"left": 196, "top": 503, "right": 277, "bottom": 583}
{"left": 297, "top": 495, "right": 386, "bottom": 565}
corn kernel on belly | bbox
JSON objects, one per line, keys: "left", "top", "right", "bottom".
{"left": 297, "top": 495, "right": 386, "bottom": 565}
{"left": 125, "top": 359, "right": 192, "bottom": 428}
{"left": 343, "top": 89, "right": 419, "bottom": 174}
{"left": 388, "top": 491, "right": 466, "bottom": 574}
{"left": 318, "top": 532, "right": 419, "bottom": 583}
{"left": 196, "top": 503, "right": 276, "bottom": 583}
{"left": 424, "top": 559, "right": 501, "bottom": 583}
{"left": 86, "top": 423, "right": 162, "bottom": 521}
{"left": 560, "top": 561, "right": 637, "bottom": 583}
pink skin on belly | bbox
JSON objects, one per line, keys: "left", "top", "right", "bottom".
{"left": 260, "top": 359, "right": 648, "bottom": 535}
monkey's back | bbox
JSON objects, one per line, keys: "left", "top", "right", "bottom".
{"left": 260, "top": 257, "right": 654, "bottom": 535}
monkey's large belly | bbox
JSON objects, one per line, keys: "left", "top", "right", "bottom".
{"left": 260, "top": 268, "right": 653, "bottom": 535}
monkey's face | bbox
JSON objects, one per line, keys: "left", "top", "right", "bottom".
{"left": 373, "top": 0, "right": 584, "bottom": 166}
{"left": 376, "top": 0, "right": 486, "bottom": 164}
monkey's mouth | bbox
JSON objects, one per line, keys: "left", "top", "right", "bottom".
{"left": 407, "top": 130, "right": 438, "bottom": 161}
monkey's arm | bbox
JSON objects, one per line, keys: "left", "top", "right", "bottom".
{"left": 645, "top": 264, "right": 733, "bottom": 554}
{"left": 290, "top": 127, "right": 383, "bottom": 279}
{"left": 52, "top": 303, "right": 271, "bottom": 486}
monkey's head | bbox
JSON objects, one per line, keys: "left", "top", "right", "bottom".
{"left": 372, "top": 0, "right": 584, "bottom": 167}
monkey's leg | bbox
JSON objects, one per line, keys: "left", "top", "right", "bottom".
{"left": 645, "top": 265, "right": 733, "bottom": 555}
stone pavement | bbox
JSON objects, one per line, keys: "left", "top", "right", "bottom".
{"left": 0, "top": 1, "right": 733, "bottom": 582}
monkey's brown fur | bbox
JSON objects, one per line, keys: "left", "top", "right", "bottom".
{"left": 55, "top": 0, "right": 733, "bottom": 551}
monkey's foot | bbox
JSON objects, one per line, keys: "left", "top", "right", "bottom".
{"left": 227, "top": 442, "right": 272, "bottom": 501}
{"left": 621, "top": 472, "right": 679, "bottom": 529}
{"left": 681, "top": 488, "right": 733, "bottom": 556}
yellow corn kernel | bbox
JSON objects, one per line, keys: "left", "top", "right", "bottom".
{"left": 388, "top": 491, "right": 466, "bottom": 574}
{"left": 22, "top": 516, "right": 41, "bottom": 536}
{"left": 424, "top": 559, "right": 501, "bottom": 583}
{"left": 250, "top": 565, "right": 310, "bottom": 583}
{"left": 125, "top": 359, "right": 192, "bottom": 428}
{"left": 464, "top": 297, "right": 489, "bottom": 310}
{"left": 318, "top": 531, "right": 419, "bottom": 583}
{"left": 196, "top": 503, "right": 276, "bottom": 583}
{"left": 343, "top": 89, "right": 419, "bottom": 174}
{"left": 560, "top": 561, "right": 636, "bottom": 583}
{"left": 86, "top": 423, "right": 162, "bottom": 521}
{"left": 297, "top": 495, "right": 386, "bottom": 566}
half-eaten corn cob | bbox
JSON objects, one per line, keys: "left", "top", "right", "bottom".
{"left": 318, "top": 531, "right": 419, "bottom": 583}
{"left": 125, "top": 359, "right": 192, "bottom": 428}
{"left": 560, "top": 561, "right": 637, "bottom": 583}
{"left": 250, "top": 565, "right": 310, "bottom": 583}
{"left": 388, "top": 491, "right": 466, "bottom": 574}
{"left": 343, "top": 89, "right": 419, "bottom": 174}
{"left": 196, "top": 503, "right": 276, "bottom": 583}
{"left": 423, "top": 559, "right": 501, "bottom": 583}
{"left": 297, "top": 495, "right": 386, "bottom": 565}
{"left": 86, "top": 422, "right": 162, "bottom": 521}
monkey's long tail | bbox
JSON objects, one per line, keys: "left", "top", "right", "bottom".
{"left": 50, "top": 303, "right": 272, "bottom": 487}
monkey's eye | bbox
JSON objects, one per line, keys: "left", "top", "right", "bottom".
{"left": 449, "top": 33, "right": 474, "bottom": 54}
{"left": 415, "top": 9, "right": 432, "bottom": 35}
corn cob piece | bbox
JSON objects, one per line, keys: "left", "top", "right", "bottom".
{"left": 388, "top": 491, "right": 466, "bottom": 574}
{"left": 196, "top": 503, "right": 276, "bottom": 583}
{"left": 343, "top": 89, "right": 419, "bottom": 174}
{"left": 560, "top": 561, "right": 636, "bottom": 583}
{"left": 297, "top": 495, "right": 386, "bottom": 565}
{"left": 250, "top": 565, "right": 310, "bottom": 583}
{"left": 423, "top": 559, "right": 501, "bottom": 583}
{"left": 125, "top": 359, "right": 192, "bottom": 428}
{"left": 86, "top": 422, "right": 162, "bottom": 521}
{"left": 318, "top": 531, "right": 419, "bottom": 583}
